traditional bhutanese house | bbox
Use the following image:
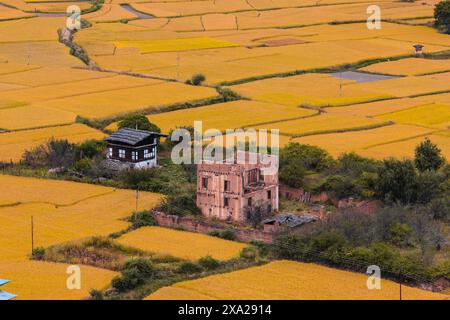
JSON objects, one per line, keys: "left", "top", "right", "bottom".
{"left": 0, "top": 279, "right": 16, "bottom": 300}
{"left": 104, "top": 128, "right": 166, "bottom": 169}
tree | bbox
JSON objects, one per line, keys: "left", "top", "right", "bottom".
{"left": 118, "top": 113, "right": 161, "bottom": 133}
{"left": 414, "top": 138, "right": 445, "bottom": 172}
{"left": 279, "top": 162, "right": 306, "bottom": 188}
{"left": 188, "top": 73, "right": 206, "bottom": 86}
{"left": 23, "top": 139, "right": 76, "bottom": 169}
{"left": 435, "top": 0, "right": 450, "bottom": 33}
{"left": 281, "top": 142, "right": 332, "bottom": 171}
{"left": 375, "top": 158, "right": 418, "bottom": 204}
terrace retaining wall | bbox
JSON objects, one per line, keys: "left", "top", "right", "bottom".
{"left": 153, "top": 211, "right": 275, "bottom": 244}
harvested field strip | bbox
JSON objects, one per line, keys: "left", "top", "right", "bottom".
{"left": 117, "top": 226, "right": 247, "bottom": 261}
{"left": 147, "top": 260, "right": 447, "bottom": 300}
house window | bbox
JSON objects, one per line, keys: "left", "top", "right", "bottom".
{"left": 248, "top": 197, "right": 252, "bottom": 207}
{"left": 224, "top": 197, "right": 229, "bottom": 208}
{"left": 119, "top": 149, "right": 126, "bottom": 158}
{"left": 202, "top": 177, "right": 208, "bottom": 189}
{"left": 267, "top": 190, "right": 272, "bottom": 199}
{"left": 224, "top": 180, "right": 230, "bottom": 192}
{"left": 144, "top": 148, "right": 155, "bottom": 159}
{"left": 108, "top": 147, "right": 113, "bottom": 158}
{"left": 132, "top": 151, "right": 138, "bottom": 161}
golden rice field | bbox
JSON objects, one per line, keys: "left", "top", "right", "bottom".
{"left": 0, "top": 75, "right": 162, "bottom": 103}
{"left": 0, "top": 174, "right": 162, "bottom": 299}
{"left": 253, "top": 114, "right": 390, "bottom": 137}
{"left": 348, "top": 72, "right": 450, "bottom": 98}
{"left": 377, "top": 103, "right": 450, "bottom": 129}
{"left": 232, "top": 73, "right": 393, "bottom": 107}
{"left": 107, "top": 100, "right": 317, "bottom": 133}
{"left": 361, "top": 58, "right": 450, "bottom": 76}
{"left": 40, "top": 81, "right": 218, "bottom": 119}
{"left": 0, "top": 4, "right": 34, "bottom": 21}
{"left": 117, "top": 226, "right": 247, "bottom": 260}
{"left": 0, "top": 66, "right": 115, "bottom": 87}
{"left": 84, "top": 4, "right": 138, "bottom": 23}
{"left": 360, "top": 134, "right": 450, "bottom": 160}
{"left": 147, "top": 260, "right": 448, "bottom": 300}
{"left": 0, "top": 105, "right": 76, "bottom": 130}
{"left": 327, "top": 92, "right": 450, "bottom": 117}
{"left": 293, "top": 124, "right": 436, "bottom": 158}
{"left": 114, "top": 37, "right": 239, "bottom": 53}
{"left": 0, "top": 123, "right": 106, "bottom": 162}
{"left": 0, "top": 261, "right": 117, "bottom": 300}
{"left": 76, "top": 21, "right": 449, "bottom": 84}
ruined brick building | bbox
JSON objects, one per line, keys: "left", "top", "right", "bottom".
{"left": 197, "top": 152, "right": 279, "bottom": 223}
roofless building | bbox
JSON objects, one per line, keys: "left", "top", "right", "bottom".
{"left": 104, "top": 128, "right": 166, "bottom": 169}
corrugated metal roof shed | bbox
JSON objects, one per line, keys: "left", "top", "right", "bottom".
{"left": 263, "top": 213, "right": 317, "bottom": 228}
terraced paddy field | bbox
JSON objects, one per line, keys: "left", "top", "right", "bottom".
{"left": 0, "top": 174, "right": 162, "bottom": 299}
{"left": 147, "top": 260, "right": 448, "bottom": 300}
{"left": 231, "top": 73, "right": 394, "bottom": 107}
{"left": 361, "top": 58, "right": 450, "bottom": 76}
{"left": 0, "top": 124, "right": 105, "bottom": 162}
{"left": 117, "top": 226, "right": 247, "bottom": 261}
{"left": 377, "top": 103, "right": 450, "bottom": 129}
{"left": 107, "top": 100, "right": 317, "bottom": 133}
{"left": 359, "top": 133, "right": 450, "bottom": 160}
{"left": 253, "top": 114, "right": 390, "bottom": 137}
{"left": 293, "top": 124, "right": 437, "bottom": 158}
{"left": 76, "top": 21, "right": 450, "bottom": 84}
{"left": 0, "top": 0, "right": 449, "bottom": 300}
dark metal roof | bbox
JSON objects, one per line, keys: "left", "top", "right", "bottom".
{"left": 263, "top": 213, "right": 317, "bottom": 228}
{"left": 105, "top": 128, "right": 166, "bottom": 146}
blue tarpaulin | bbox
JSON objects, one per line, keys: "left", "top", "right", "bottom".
{"left": 0, "top": 290, "right": 16, "bottom": 300}
{"left": 0, "top": 279, "right": 16, "bottom": 300}
{"left": 0, "top": 279, "right": 11, "bottom": 286}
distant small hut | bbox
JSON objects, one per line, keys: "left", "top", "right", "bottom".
{"left": 104, "top": 128, "right": 166, "bottom": 170}
{"left": 413, "top": 44, "right": 424, "bottom": 56}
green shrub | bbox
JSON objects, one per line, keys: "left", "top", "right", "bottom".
{"left": 118, "top": 113, "right": 161, "bottom": 133}
{"left": 387, "top": 222, "right": 413, "bottom": 247}
{"left": 188, "top": 73, "right": 206, "bottom": 86}
{"left": 415, "top": 138, "right": 445, "bottom": 172}
{"left": 198, "top": 256, "right": 220, "bottom": 270}
{"left": 240, "top": 246, "right": 258, "bottom": 261}
{"left": 130, "top": 211, "right": 156, "bottom": 229}
{"left": 89, "top": 289, "right": 104, "bottom": 300}
{"left": 31, "top": 247, "right": 46, "bottom": 260}
{"left": 208, "top": 228, "right": 236, "bottom": 240}
{"left": 179, "top": 262, "right": 203, "bottom": 274}
{"left": 112, "top": 258, "right": 155, "bottom": 292}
